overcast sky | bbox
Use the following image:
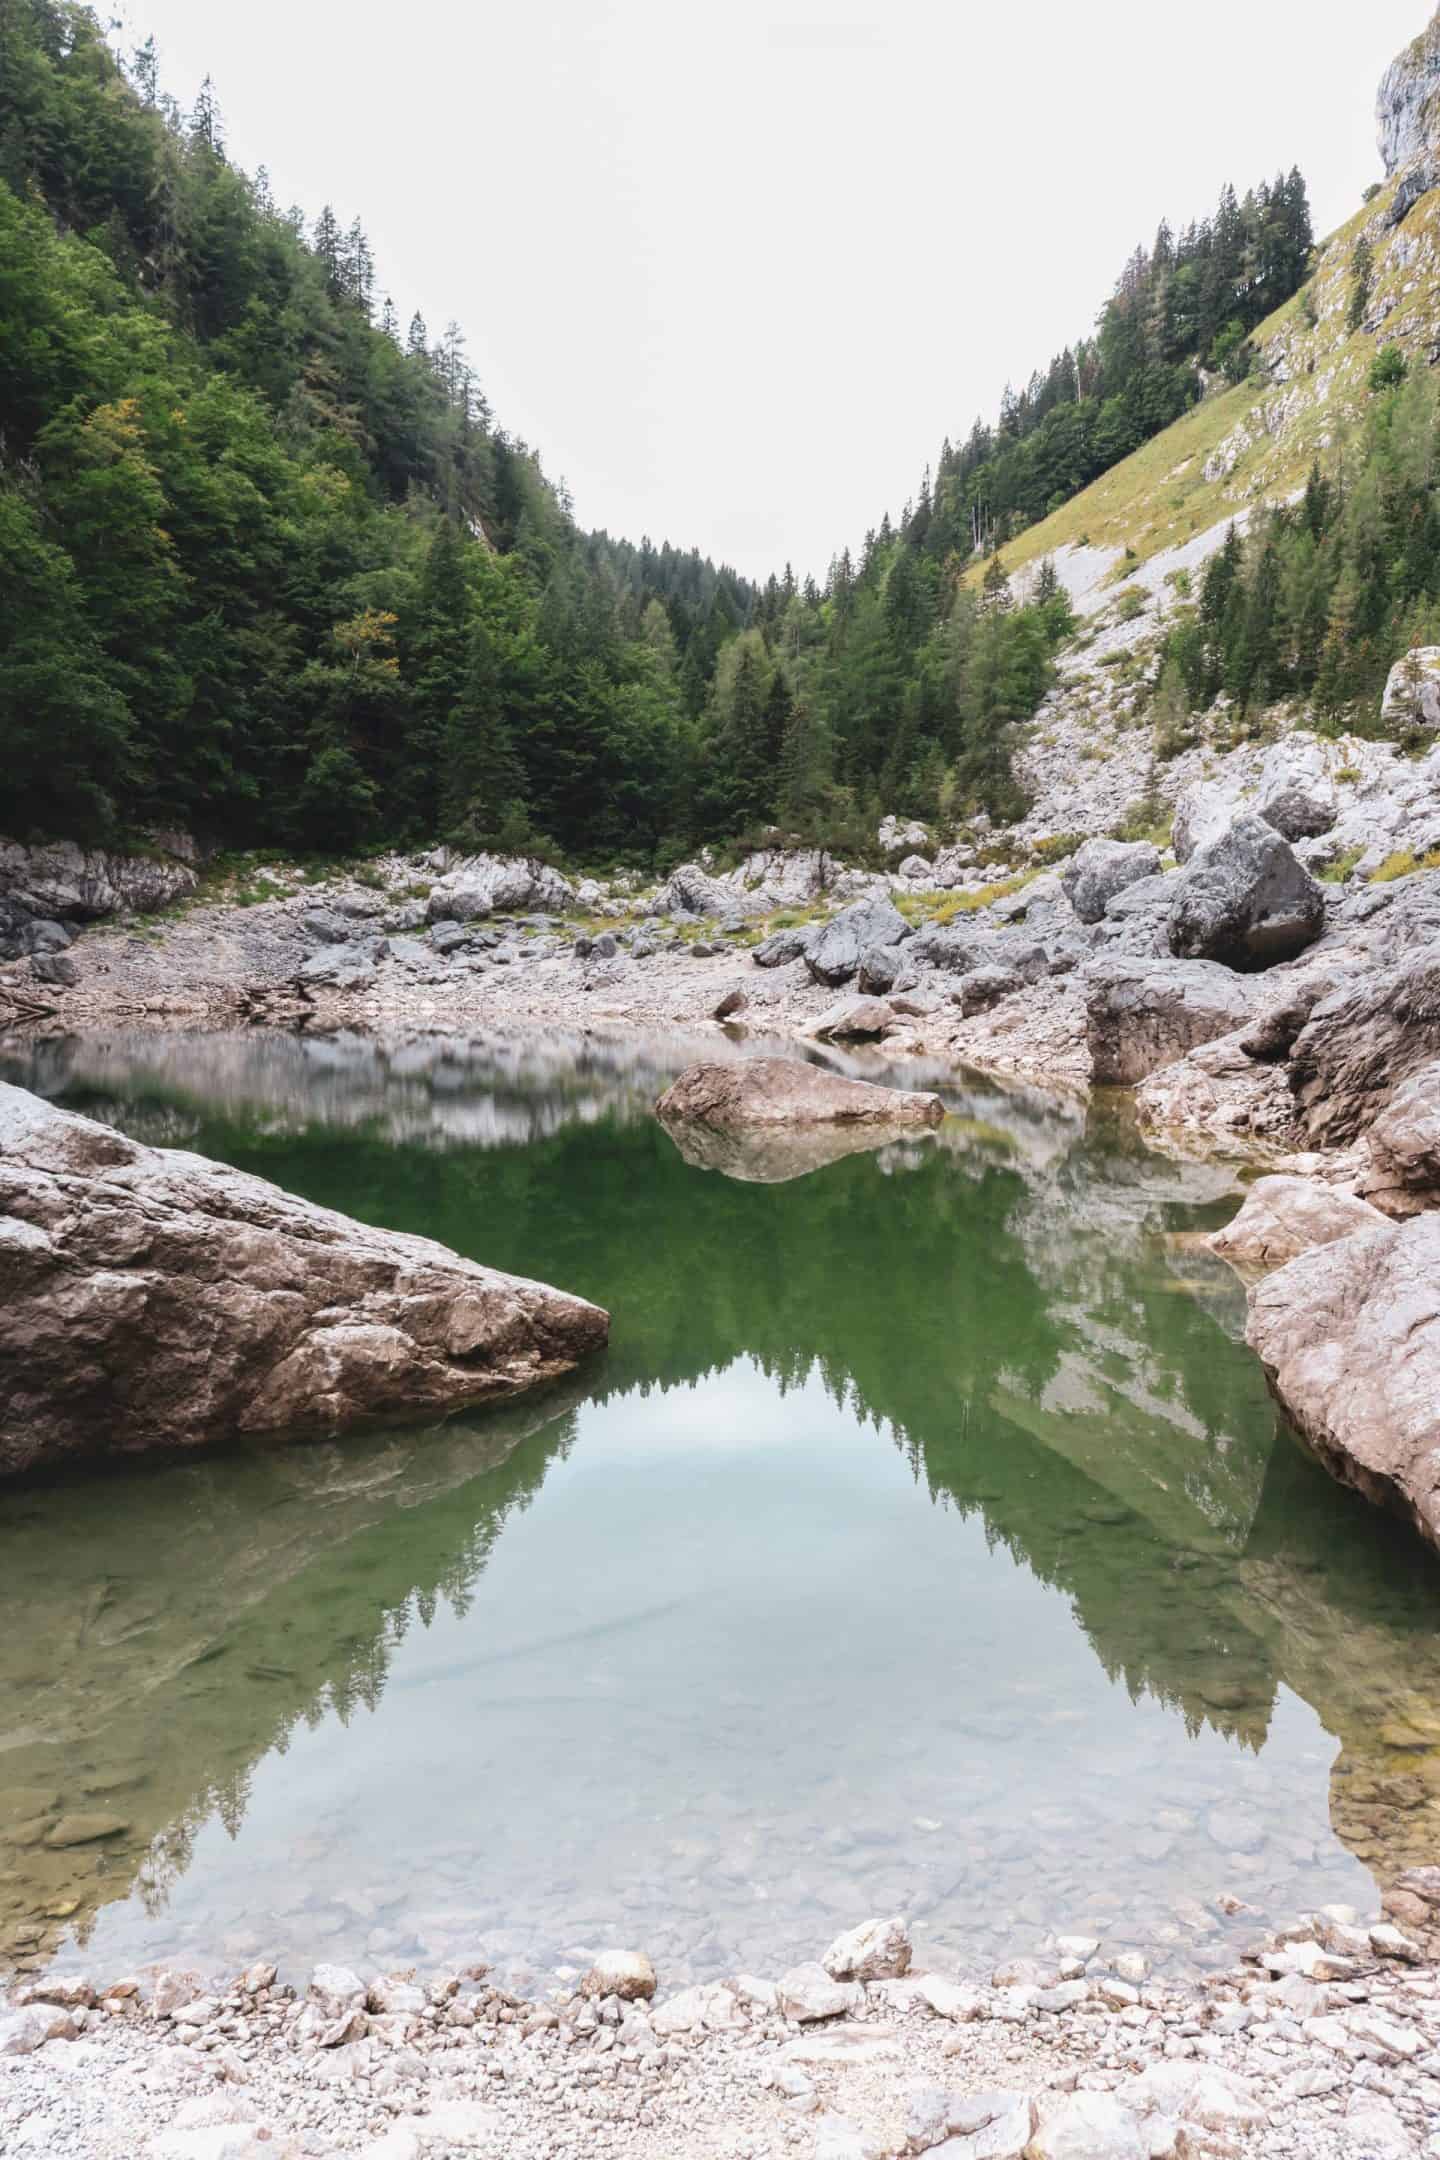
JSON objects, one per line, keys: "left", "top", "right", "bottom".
{"left": 115, "top": 0, "right": 1427, "bottom": 581}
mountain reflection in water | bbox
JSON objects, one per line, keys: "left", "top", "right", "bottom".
{"left": 2, "top": 1026, "right": 1437, "bottom": 1990}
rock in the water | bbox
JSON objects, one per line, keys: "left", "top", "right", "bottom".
{"left": 1167, "top": 814, "right": 1325, "bottom": 970}
{"left": 821, "top": 1916, "right": 912, "bottom": 1982}
{"left": 806, "top": 897, "right": 910, "bottom": 988}
{"left": 812, "top": 997, "right": 896, "bottom": 1041}
{"left": 712, "top": 988, "right": 748, "bottom": 1021}
{"left": 1246, "top": 1210, "right": 1440, "bottom": 1550}
{"left": 580, "top": 1950, "right": 656, "bottom": 2001}
{"left": 654, "top": 1059, "right": 944, "bottom": 1130}
{"left": 1061, "top": 839, "right": 1162, "bottom": 926}
{"left": 1290, "top": 945, "right": 1440, "bottom": 1144}
{"left": 1209, "top": 1176, "right": 1388, "bottom": 1272}
{"left": 426, "top": 853, "right": 574, "bottom": 922}
{"left": 776, "top": 1962, "right": 861, "bottom": 2022}
{"left": 1083, "top": 956, "right": 1254, "bottom": 1086}
{"left": 0, "top": 1082, "right": 609, "bottom": 1475}
{"left": 1255, "top": 737, "right": 1339, "bottom": 841}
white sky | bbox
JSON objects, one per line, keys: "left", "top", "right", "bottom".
{"left": 115, "top": 0, "right": 1427, "bottom": 581}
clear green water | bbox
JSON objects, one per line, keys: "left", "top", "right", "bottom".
{"left": 3, "top": 1027, "right": 1440, "bottom": 1994}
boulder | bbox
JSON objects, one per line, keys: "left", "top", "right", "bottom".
{"left": 30, "top": 953, "right": 78, "bottom": 988}
{"left": 1060, "top": 839, "right": 1162, "bottom": 925}
{"left": 812, "top": 997, "right": 896, "bottom": 1041}
{"left": 1026, "top": 2091, "right": 1146, "bottom": 2160}
{"left": 1255, "top": 737, "right": 1338, "bottom": 841}
{"left": 297, "top": 946, "right": 381, "bottom": 991}
{"left": 659, "top": 1117, "right": 934, "bottom": 1186}
{"left": 655, "top": 1059, "right": 944, "bottom": 1132}
{"left": 712, "top": 988, "right": 748, "bottom": 1021}
{"left": 1380, "top": 646, "right": 1440, "bottom": 732}
{"left": 1209, "top": 1177, "right": 1388, "bottom": 1272}
{"left": 806, "top": 896, "right": 911, "bottom": 987}
{"left": 878, "top": 815, "right": 930, "bottom": 855}
{"left": 856, "top": 941, "right": 917, "bottom": 996}
{"left": 1361, "top": 1059, "right": 1440, "bottom": 1211}
{"left": 896, "top": 853, "right": 933, "bottom": 879}
{"left": 1167, "top": 814, "right": 1325, "bottom": 970}
{"left": 1083, "top": 956, "right": 1254, "bottom": 1086}
{"left": 1172, "top": 781, "right": 1246, "bottom": 865}
{"left": 954, "top": 965, "right": 1021, "bottom": 1017}
{"left": 753, "top": 926, "right": 817, "bottom": 969}
{"left": 580, "top": 1950, "right": 656, "bottom": 2002}
{"left": 654, "top": 861, "right": 741, "bottom": 918}
{"left": 1289, "top": 944, "right": 1440, "bottom": 1144}
{"left": 1245, "top": 1211, "right": 1440, "bottom": 1550}
{"left": 821, "top": 1916, "right": 912, "bottom": 1981}
{"left": 776, "top": 1962, "right": 861, "bottom": 2022}
{"left": 0, "top": 2004, "right": 77, "bottom": 2055}
{"left": 0, "top": 1082, "right": 609, "bottom": 1476}
{"left": 426, "top": 854, "right": 574, "bottom": 923}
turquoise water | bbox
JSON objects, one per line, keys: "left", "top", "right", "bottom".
{"left": 2, "top": 1027, "right": 1438, "bottom": 1993}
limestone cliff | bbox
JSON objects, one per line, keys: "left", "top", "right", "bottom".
{"left": 1378, "top": 4, "right": 1440, "bottom": 176}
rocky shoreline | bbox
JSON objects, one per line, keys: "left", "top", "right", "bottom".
{"left": 6, "top": 1896, "right": 1440, "bottom": 2160}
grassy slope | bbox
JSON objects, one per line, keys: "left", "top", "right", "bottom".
{"left": 968, "top": 166, "right": 1440, "bottom": 590}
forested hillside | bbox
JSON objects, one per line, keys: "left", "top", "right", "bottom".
{"left": 0, "top": 0, "right": 1316, "bottom": 862}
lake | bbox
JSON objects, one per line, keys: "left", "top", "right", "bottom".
{"left": 2, "top": 1026, "right": 1438, "bottom": 1995}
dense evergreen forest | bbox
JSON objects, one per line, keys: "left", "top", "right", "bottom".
{"left": 0, "top": 1, "right": 1315, "bottom": 862}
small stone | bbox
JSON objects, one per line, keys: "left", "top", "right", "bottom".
{"left": 580, "top": 1950, "right": 657, "bottom": 2001}
{"left": 917, "top": 1976, "right": 983, "bottom": 2022}
{"left": 1027, "top": 2090, "right": 1146, "bottom": 2159}
{"left": 822, "top": 1916, "right": 913, "bottom": 1982}
{"left": 777, "top": 1961, "right": 861, "bottom": 2022}
{"left": 712, "top": 988, "right": 748, "bottom": 1020}
{"left": 1369, "top": 1923, "right": 1423, "bottom": 1964}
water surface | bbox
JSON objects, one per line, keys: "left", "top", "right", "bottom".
{"left": 3, "top": 1027, "right": 1439, "bottom": 1992}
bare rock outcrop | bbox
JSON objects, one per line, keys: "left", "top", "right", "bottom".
{"left": 654, "top": 1058, "right": 944, "bottom": 1131}
{"left": 1246, "top": 1212, "right": 1440, "bottom": 1551}
{"left": 1084, "top": 956, "right": 1254, "bottom": 1086}
{"left": 1060, "top": 839, "right": 1161, "bottom": 925}
{"left": 1360, "top": 1058, "right": 1440, "bottom": 1214}
{"left": 1167, "top": 814, "right": 1325, "bottom": 971}
{"left": 1289, "top": 944, "right": 1440, "bottom": 1145}
{"left": 426, "top": 853, "right": 575, "bottom": 922}
{"left": 0, "top": 1083, "right": 608, "bottom": 1476}
{"left": 1378, "top": 6, "right": 1440, "bottom": 177}
{"left": 1209, "top": 1176, "right": 1389, "bottom": 1273}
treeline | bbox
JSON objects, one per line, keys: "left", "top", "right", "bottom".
{"left": 870, "top": 172, "right": 1313, "bottom": 568}
{"left": 1156, "top": 359, "right": 1440, "bottom": 741}
{"left": 0, "top": 2, "right": 1317, "bottom": 863}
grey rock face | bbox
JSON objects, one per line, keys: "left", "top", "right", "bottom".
{"left": 753, "top": 926, "right": 817, "bottom": 969}
{"left": 428, "top": 922, "right": 470, "bottom": 956}
{"left": 297, "top": 943, "right": 383, "bottom": 991}
{"left": 1172, "top": 781, "right": 1246, "bottom": 865}
{"left": 1377, "top": 10, "right": 1440, "bottom": 176}
{"left": 955, "top": 965, "right": 1021, "bottom": 1016}
{"left": 1380, "top": 645, "right": 1440, "bottom": 731}
{"left": 0, "top": 1082, "right": 609, "bottom": 1476}
{"left": 654, "top": 1059, "right": 944, "bottom": 1131}
{"left": 1255, "top": 739, "right": 1338, "bottom": 841}
{"left": 1084, "top": 955, "right": 1255, "bottom": 1086}
{"left": 1362, "top": 1059, "right": 1440, "bottom": 1211}
{"left": 1290, "top": 943, "right": 1440, "bottom": 1144}
{"left": 29, "top": 953, "right": 78, "bottom": 988}
{"left": 811, "top": 996, "right": 896, "bottom": 1041}
{"left": 0, "top": 835, "right": 199, "bottom": 926}
{"left": 805, "top": 896, "right": 910, "bottom": 988}
{"left": 1060, "top": 839, "right": 1162, "bottom": 925}
{"left": 1167, "top": 814, "right": 1325, "bottom": 970}
{"left": 1246, "top": 1211, "right": 1440, "bottom": 1552}
{"left": 426, "top": 853, "right": 574, "bottom": 923}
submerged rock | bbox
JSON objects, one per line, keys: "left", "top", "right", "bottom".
{"left": 654, "top": 1058, "right": 944, "bottom": 1131}
{"left": 0, "top": 1082, "right": 609, "bottom": 1475}
{"left": 1246, "top": 1211, "right": 1440, "bottom": 1551}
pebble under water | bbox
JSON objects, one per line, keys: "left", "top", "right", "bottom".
{"left": 3, "top": 1025, "right": 1439, "bottom": 1996}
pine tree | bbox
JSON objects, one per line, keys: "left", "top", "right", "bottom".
{"left": 981, "top": 550, "right": 1014, "bottom": 614}
{"left": 406, "top": 310, "right": 428, "bottom": 358}
{"left": 440, "top": 620, "right": 529, "bottom": 845}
